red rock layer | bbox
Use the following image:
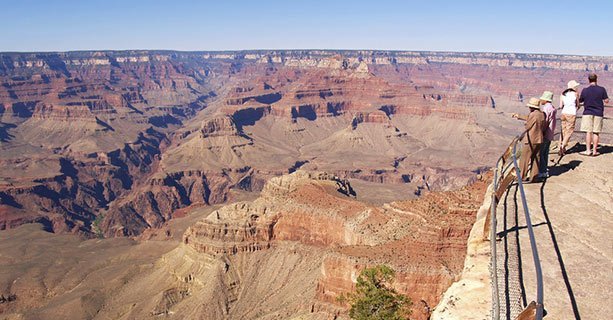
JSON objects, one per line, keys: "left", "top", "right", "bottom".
{"left": 0, "top": 50, "right": 610, "bottom": 237}
{"left": 182, "top": 171, "right": 489, "bottom": 319}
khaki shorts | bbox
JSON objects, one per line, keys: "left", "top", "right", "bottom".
{"left": 580, "top": 115, "right": 603, "bottom": 133}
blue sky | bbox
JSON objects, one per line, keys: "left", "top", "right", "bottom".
{"left": 1, "top": 0, "right": 612, "bottom": 55}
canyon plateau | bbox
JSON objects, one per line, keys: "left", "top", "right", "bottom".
{"left": 0, "top": 50, "right": 611, "bottom": 319}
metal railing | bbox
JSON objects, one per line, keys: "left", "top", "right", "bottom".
{"left": 485, "top": 130, "right": 544, "bottom": 320}
{"left": 485, "top": 104, "right": 612, "bottom": 318}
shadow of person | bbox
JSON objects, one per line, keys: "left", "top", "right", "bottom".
{"left": 539, "top": 181, "right": 581, "bottom": 319}
{"left": 596, "top": 145, "right": 613, "bottom": 155}
{"left": 568, "top": 144, "right": 613, "bottom": 155}
{"left": 549, "top": 160, "right": 581, "bottom": 177}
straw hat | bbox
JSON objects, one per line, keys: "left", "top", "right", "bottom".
{"left": 526, "top": 97, "right": 540, "bottom": 109}
{"left": 539, "top": 91, "right": 554, "bottom": 102}
{"left": 567, "top": 80, "right": 580, "bottom": 89}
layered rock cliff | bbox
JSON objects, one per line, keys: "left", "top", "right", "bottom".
{"left": 1, "top": 50, "right": 610, "bottom": 237}
{"left": 172, "top": 170, "right": 489, "bottom": 319}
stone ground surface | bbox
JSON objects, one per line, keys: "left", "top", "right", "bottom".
{"left": 433, "top": 142, "right": 612, "bottom": 320}
{"left": 497, "top": 143, "right": 613, "bottom": 319}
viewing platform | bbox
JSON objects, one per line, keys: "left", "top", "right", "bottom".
{"left": 432, "top": 143, "right": 612, "bottom": 320}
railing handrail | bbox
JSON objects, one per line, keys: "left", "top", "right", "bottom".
{"left": 488, "top": 128, "right": 545, "bottom": 319}
{"left": 488, "top": 103, "right": 611, "bottom": 317}
{"left": 511, "top": 136, "right": 545, "bottom": 319}
{"left": 490, "top": 159, "right": 501, "bottom": 320}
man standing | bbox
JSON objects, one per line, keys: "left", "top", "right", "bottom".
{"left": 580, "top": 73, "right": 609, "bottom": 156}
{"left": 514, "top": 97, "right": 546, "bottom": 182}
{"left": 539, "top": 91, "right": 556, "bottom": 178}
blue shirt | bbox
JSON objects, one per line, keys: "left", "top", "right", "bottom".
{"left": 580, "top": 84, "right": 608, "bottom": 117}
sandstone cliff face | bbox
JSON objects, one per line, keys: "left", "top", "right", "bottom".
{"left": 98, "top": 116, "right": 258, "bottom": 236}
{"left": 0, "top": 128, "right": 166, "bottom": 234}
{"left": 180, "top": 50, "right": 611, "bottom": 72}
{"left": 0, "top": 170, "right": 488, "bottom": 320}
{"left": 183, "top": 171, "right": 359, "bottom": 255}
{"left": 0, "top": 52, "right": 223, "bottom": 236}
{"left": 177, "top": 170, "right": 488, "bottom": 319}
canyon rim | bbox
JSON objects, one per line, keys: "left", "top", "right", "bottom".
{"left": 1, "top": 49, "right": 611, "bottom": 319}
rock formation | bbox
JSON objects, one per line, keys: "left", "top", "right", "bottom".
{"left": 1, "top": 50, "right": 611, "bottom": 237}
{"left": 169, "top": 170, "right": 488, "bottom": 319}
{"left": 0, "top": 49, "right": 611, "bottom": 320}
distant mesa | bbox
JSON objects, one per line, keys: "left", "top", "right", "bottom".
{"left": 0, "top": 49, "right": 611, "bottom": 237}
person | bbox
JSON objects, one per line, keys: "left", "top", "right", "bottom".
{"left": 513, "top": 97, "right": 546, "bottom": 182}
{"left": 539, "top": 91, "right": 556, "bottom": 178}
{"left": 558, "top": 80, "right": 581, "bottom": 155}
{"left": 579, "top": 73, "right": 609, "bottom": 156}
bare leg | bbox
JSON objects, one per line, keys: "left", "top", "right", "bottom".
{"left": 561, "top": 132, "right": 572, "bottom": 154}
{"left": 585, "top": 132, "right": 592, "bottom": 154}
{"left": 559, "top": 129, "right": 564, "bottom": 155}
{"left": 562, "top": 133, "right": 571, "bottom": 149}
{"left": 593, "top": 133, "right": 600, "bottom": 154}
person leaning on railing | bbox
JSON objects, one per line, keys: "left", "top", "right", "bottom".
{"left": 512, "top": 97, "right": 546, "bottom": 183}
{"left": 579, "top": 73, "right": 609, "bottom": 156}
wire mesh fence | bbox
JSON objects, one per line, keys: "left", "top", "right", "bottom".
{"left": 488, "top": 132, "right": 545, "bottom": 320}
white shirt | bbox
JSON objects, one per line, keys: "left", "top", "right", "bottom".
{"left": 560, "top": 91, "right": 577, "bottom": 115}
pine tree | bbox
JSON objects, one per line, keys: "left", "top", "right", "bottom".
{"left": 339, "top": 265, "right": 412, "bottom": 320}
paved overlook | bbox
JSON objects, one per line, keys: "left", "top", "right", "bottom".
{"left": 434, "top": 142, "right": 613, "bottom": 320}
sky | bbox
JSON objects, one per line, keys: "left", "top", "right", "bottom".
{"left": 1, "top": 0, "right": 612, "bottom": 56}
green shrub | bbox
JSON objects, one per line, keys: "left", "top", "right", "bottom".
{"left": 338, "top": 265, "right": 412, "bottom": 320}
{"left": 92, "top": 213, "right": 105, "bottom": 238}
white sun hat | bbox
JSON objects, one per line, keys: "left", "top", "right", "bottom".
{"left": 567, "top": 80, "right": 580, "bottom": 89}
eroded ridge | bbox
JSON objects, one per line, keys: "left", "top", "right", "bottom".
{"left": 174, "top": 170, "right": 488, "bottom": 319}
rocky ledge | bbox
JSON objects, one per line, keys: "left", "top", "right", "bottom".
{"left": 179, "top": 170, "right": 488, "bottom": 319}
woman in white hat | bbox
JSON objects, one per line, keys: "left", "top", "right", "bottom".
{"left": 558, "top": 80, "right": 581, "bottom": 155}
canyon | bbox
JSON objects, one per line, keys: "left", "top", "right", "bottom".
{"left": 0, "top": 50, "right": 611, "bottom": 319}
{"left": 0, "top": 170, "right": 488, "bottom": 319}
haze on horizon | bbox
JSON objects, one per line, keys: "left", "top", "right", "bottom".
{"left": 1, "top": 0, "right": 612, "bottom": 56}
